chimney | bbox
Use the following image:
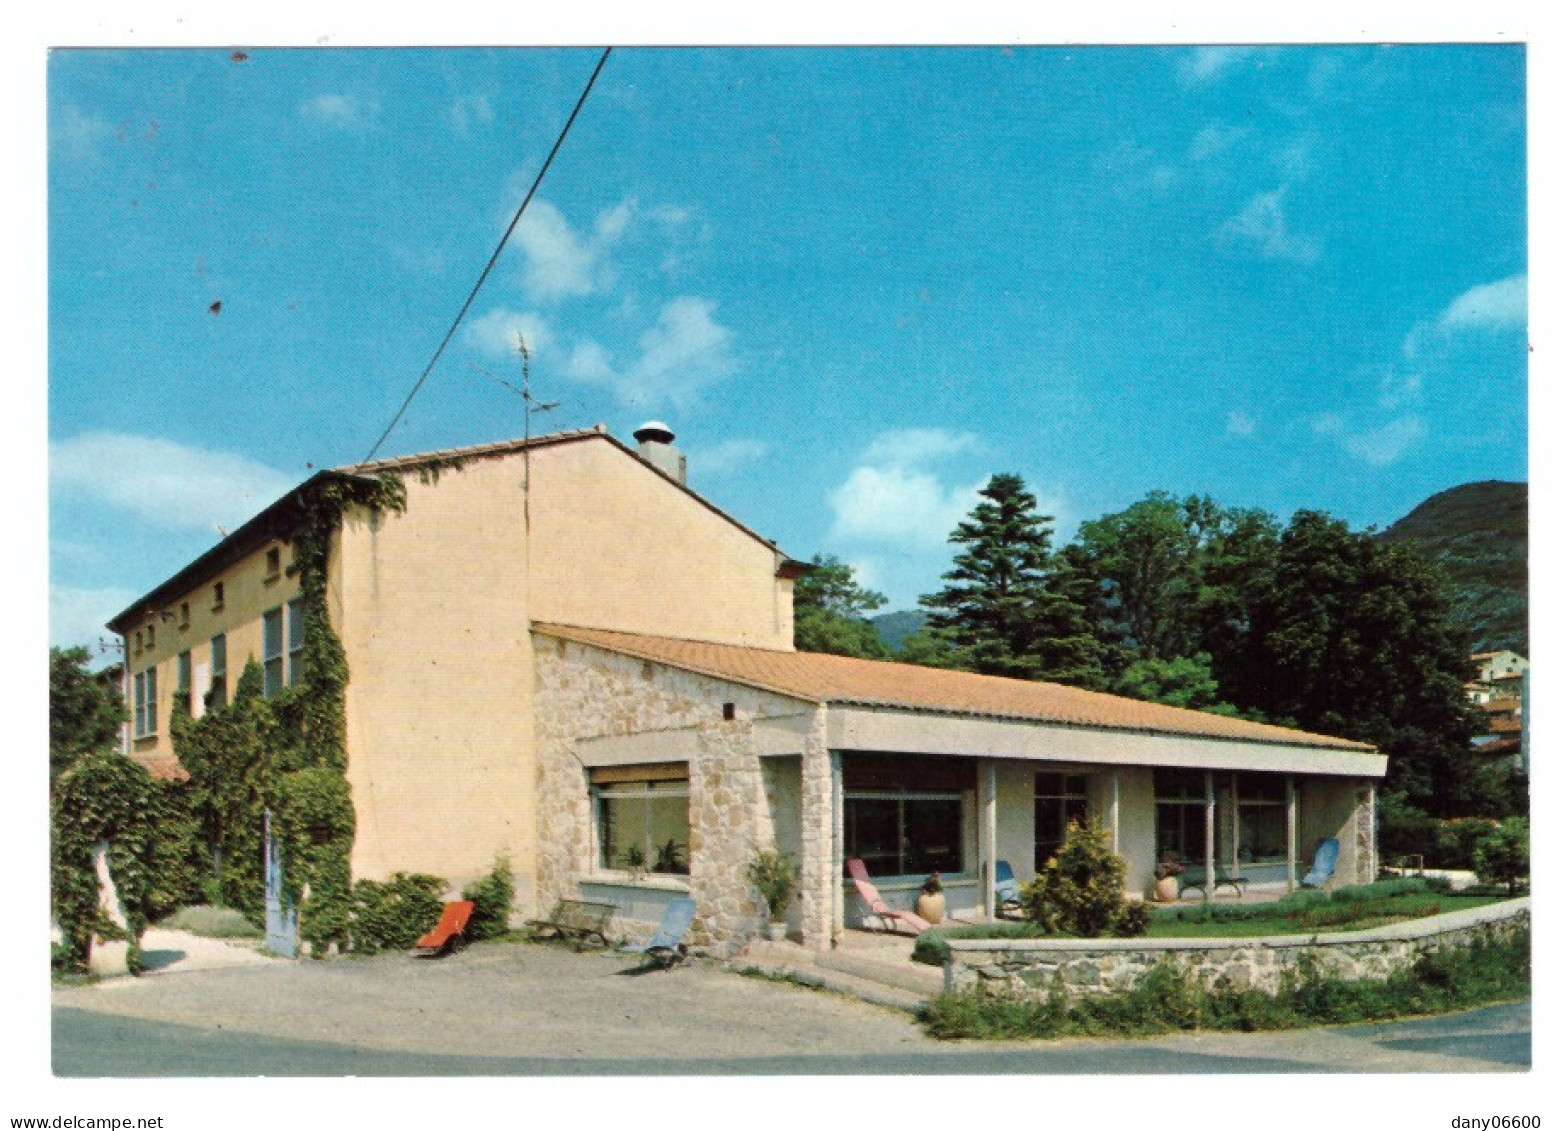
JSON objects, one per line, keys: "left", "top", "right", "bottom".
{"left": 633, "top": 420, "right": 686, "bottom": 485}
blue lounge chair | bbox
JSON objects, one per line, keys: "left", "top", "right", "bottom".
{"left": 622, "top": 897, "right": 696, "bottom": 968}
{"left": 994, "top": 860, "right": 1023, "bottom": 917}
{"left": 1301, "top": 838, "right": 1340, "bottom": 889}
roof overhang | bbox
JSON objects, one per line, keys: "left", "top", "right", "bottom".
{"left": 106, "top": 469, "right": 377, "bottom": 633}
{"left": 827, "top": 705, "right": 1388, "bottom": 779}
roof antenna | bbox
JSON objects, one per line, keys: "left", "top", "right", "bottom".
{"left": 470, "top": 335, "right": 558, "bottom": 536}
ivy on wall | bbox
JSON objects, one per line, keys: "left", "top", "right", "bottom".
{"left": 51, "top": 752, "right": 159, "bottom": 974}
{"left": 167, "top": 472, "right": 406, "bottom": 955}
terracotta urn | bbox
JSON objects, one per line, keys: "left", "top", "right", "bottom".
{"left": 916, "top": 891, "right": 947, "bottom": 924}
{"left": 1153, "top": 875, "right": 1179, "bottom": 903}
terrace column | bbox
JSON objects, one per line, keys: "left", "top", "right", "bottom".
{"left": 1109, "top": 771, "right": 1120, "bottom": 854}
{"left": 1285, "top": 776, "right": 1299, "bottom": 891}
{"left": 1204, "top": 769, "right": 1215, "bottom": 902}
{"left": 1230, "top": 773, "right": 1240, "bottom": 878}
{"left": 979, "top": 761, "right": 997, "bottom": 918}
{"left": 1367, "top": 783, "right": 1378, "bottom": 882}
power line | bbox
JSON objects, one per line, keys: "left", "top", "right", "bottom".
{"left": 361, "top": 46, "right": 613, "bottom": 464}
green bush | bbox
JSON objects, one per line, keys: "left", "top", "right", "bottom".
{"left": 157, "top": 904, "right": 263, "bottom": 939}
{"left": 913, "top": 921, "right": 1044, "bottom": 966}
{"left": 1112, "top": 899, "right": 1151, "bottom": 938}
{"left": 1330, "top": 877, "right": 1431, "bottom": 902}
{"left": 746, "top": 847, "right": 797, "bottom": 922}
{"left": 1436, "top": 817, "right": 1499, "bottom": 870}
{"left": 461, "top": 855, "right": 515, "bottom": 941}
{"left": 1021, "top": 819, "right": 1127, "bottom": 937}
{"left": 1473, "top": 817, "right": 1529, "bottom": 894}
{"left": 351, "top": 872, "right": 446, "bottom": 954}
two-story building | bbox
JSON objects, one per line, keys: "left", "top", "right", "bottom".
{"left": 110, "top": 423, "right": 1387, "bottom": 953}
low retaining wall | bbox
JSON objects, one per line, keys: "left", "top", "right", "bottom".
{"left": 943, "top": 898, "right": 1529, "bottom": 998}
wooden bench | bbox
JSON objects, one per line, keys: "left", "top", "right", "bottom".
{"left": 528, "top": 899, "right": 617, "bottom": 948}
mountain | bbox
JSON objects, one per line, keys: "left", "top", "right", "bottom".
{"left": 871, "top": 609, "right": 926, "bottom": 653}
{"left": 1378, "top": 480, "right": 1527, "bottom": 656}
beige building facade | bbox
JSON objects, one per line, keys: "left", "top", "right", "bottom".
{"left": 112, "top": 424, "right": 1387, "bottom": 953}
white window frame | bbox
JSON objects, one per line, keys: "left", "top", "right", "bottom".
{"left": 133, "top": 666, "right": 158, "bottom": 738}
{"left": 592, "top": 778, "right": 691, "bottom": 877}
{"left": 262, "top": 607, "right": 285, "bottom": 698}
{"left": 843, "top": 788, "right": 967, "bottom": 878}
{"left": 208, "top": 633, "right": 227, "bottom": 710}
{"left": 286, "top": 598, "right": 305, "bottom": 687}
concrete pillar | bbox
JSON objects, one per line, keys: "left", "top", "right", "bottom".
{"left": 1204, "top": 770, "right": 1216, "bottom": 903}
{"left": 979, "top": 761, "right": 998, "bottom": 918}
{"left": 1286, "top": 776, "right": 1299, "bottom": 891}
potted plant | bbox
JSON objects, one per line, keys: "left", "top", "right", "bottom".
{"left": 623, "top": 844, "right": 648, "bottom": 882}
{"left": 916, "top": 872, "right": 947, "bottom": 924}
{"left": 1153, "top": 858, "right": 1184, "bottom": 903}
{"left": 746, "top": 848, "right": 796, "bottom": 941}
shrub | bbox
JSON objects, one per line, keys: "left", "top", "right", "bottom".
{"left": 912, "top": 921, "right": 1043, "bottom": 966}
{"left": 1021, "top": 819, "right": 1127, "bottom": 937}
{"left": 1473, "top": 817, "right": 1529, "bottom": 895}
{"left": 157, "top": 904, "right": 263, "bottom": 939}
{"left": 461, "top": 855, "right": 515, "bottom": 941}
{"left": 1112, "top": 899, "right": 1151, "bottom": 938}
{"left": 746, "top": 848, "right": 797, "bottom": 922}
{"left": 351, "top": 872, "right": 446, "bottom": 954}
{"left": 1436, "top": 817, "right": 1499, "bottom": 870}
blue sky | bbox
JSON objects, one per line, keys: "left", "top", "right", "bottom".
{"left": 48, "top": 45, "right": 1527, "bottom": 654}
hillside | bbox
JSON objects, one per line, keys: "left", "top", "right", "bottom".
{"left": 871, "top": 609, "right": 926, "bottom": 653}
{"left": 1378, "top": 480, "right": 1527, "bottom": 655}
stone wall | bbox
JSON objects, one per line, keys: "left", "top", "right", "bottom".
{"left": 533, "top": 635, "right": 821, "bottom": 954}
{"left": 945, "top": 898, "right": 1529, "bottom": 998}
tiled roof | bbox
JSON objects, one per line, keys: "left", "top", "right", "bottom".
{"left": 335, "top": 425, "right": 610, "bottom": 475}
{"left": 533, "top": 624, "right": 1375, "bottom": 752}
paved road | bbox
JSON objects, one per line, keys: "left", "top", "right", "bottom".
{"left": 51, "top": 942, "right": 1529, "bottom": 1076}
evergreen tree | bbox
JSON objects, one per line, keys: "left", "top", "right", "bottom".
{"left": 792, "top": 554, "right": 889, "bottom": 659}
{"left": 49, "top": 645, "right": 126, "bottom": 787}
{"left": 921, "top": 474, "right": 1102, "bottom": 685}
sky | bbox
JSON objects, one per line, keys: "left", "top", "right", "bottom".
{"left": 48, "top": 45, "right": 1528, "bottom": 655}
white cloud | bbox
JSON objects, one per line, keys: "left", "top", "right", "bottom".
{"left": 828, "top": 429, "right": 988, "bottom": 548}
{"left": 1342, "top": 415, "right": 1427, "bottom": 468}
{"left": 449, "top": 93, "right": 495, "bottom": 134}
{"left": 1188, "top": 122, "right": 1250, "bottom": 162}
{"left": 1177, "top": 47, "right": 1271, "bottom": 84}
{"left": 1311, "top": 412, "right": 1345, "bottom": 436}
{"left": 301, "top": 93, "right": 374, "bottom": 129}
{"left": 51, "top": 432, "right": 295, "bottom": 533}
{"left": 1215, "top": 186, "right": 1320, "bottom": 264}
{"left": 1226, "top": 412, "right": 1256, "bottom": 437}
{"left": 1275, "top": 135, "right": 1317, "bottom": 182}
{"left": 1438, "top": 274, "right": 1528, "bottom": 332}
{"left": 51, "top": 585, "right": 139, "bottom": 654}
{"left": 563, "top": 296, "right": 736, "bottom": 410}
{"left": 689, "top": 439, "right": 769, "bottom": 477}
{"left": 467, "top": 308, "right": 552, "bottom": 359}
{"left": 510, "top": 198, "right": 633, "bottom": 303}
{"left": 54, "top": 104, "right": 112, "bottom": 164}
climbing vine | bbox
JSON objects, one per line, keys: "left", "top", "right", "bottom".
{"left": 169, "top": 472, "right": 407, "bottom": 955}
{"left": 52, "top": 752, "right": 160, "bottom": 974}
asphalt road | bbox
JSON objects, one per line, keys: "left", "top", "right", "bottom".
{"left": 51, "top": 942, "right": 1530, "bottom": 1077}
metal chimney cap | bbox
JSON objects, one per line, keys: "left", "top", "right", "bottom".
{"left": 633, "top": 420, "right": 676, "bottom": 445}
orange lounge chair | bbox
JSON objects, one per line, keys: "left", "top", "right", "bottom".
{"left": 845, "top": 858, "right": 933, "bottom": 934}
{"left": 415, "top": 900, "right": 475, "bottom": 957}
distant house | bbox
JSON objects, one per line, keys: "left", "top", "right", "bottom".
{"left": 1467, "top": 651, "right": 1528, "bottom": 769}
{"left": 109, "top": 425, "right": 1387, "bottom": 953}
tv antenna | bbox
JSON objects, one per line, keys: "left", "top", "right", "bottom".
{"left": 471, "top": 334, "right": 558, "bottom": 535}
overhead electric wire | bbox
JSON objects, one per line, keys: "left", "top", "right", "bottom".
{"left": 360, "top": 46, "right": 613, "bottom": 464}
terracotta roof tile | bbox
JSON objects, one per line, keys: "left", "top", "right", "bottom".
{"left": 534, "top": 624, "right": 1375, "bottom": 752}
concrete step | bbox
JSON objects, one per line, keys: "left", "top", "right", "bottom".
{"left": 811, "top": 948, "right": 945, "bottom": 999}
{"left": 734, "top": 941, "right": 931, "bottom": 1012}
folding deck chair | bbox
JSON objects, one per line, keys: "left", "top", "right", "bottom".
{"left": 845, "top": 858, "right": 933, "bottom": 934}
{"left": 622, "top": 897, "right": 697, "bottom": 969}
{"left": 414, "top": 900, "right": 475, "bottom": 957}
{"left": 1301, "top": 838, "right": 1340, "bottom": 889}
{"left": 994, "top": 859, "right": 1024, "bottom": 918}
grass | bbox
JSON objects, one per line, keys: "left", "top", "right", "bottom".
{"left": 912, "top": 879, "right": 1515, "bottom": 964}
{"left": 920, "top": 921, "right": 1529, "bottom": 1040}
{"left": 155, "top": 904, "right": 263, "bottom": 939}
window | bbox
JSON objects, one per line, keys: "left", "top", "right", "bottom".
{"left": 1155, "top": 769, "right": 1207, "bottom": 865}
{"left": 132, "top": 629, "right": 142, "bottom": 655}
{"left": 212, "top": 581, "right": 225, "bottom": 611}
{"left": 264, "top": 547, "right": 282, "bottom": 579}
{"left": 176, "top": 651, "right": 192, "bottom": 715}
{"left": 593, "top": 765, "right": 690, "bottom": 875}
{"left": 1235, "top": 772, "right": 1289, "bottom": 864}
{"left": 145, "top": 623, "right": 155, "bottom": 650}
{"left": 1033, "top": 773, "right": 1090, "bottom": 869}
{"left": 133, "top": 667, "right": 157, "bottom": 738}
{"left": 286, "top": 599, "right": 305, "bottom": 686}
{"left": 179, "top": 601, "right": 190, "bottom": 630}
{"left": 844, "top": 793, "right": 964, "bottom": 877}
{"left": 263, "top": 608, "right": 285, "bottom": 697}
{"left": 207, "top": 633, "right": 227, "bottom": 710}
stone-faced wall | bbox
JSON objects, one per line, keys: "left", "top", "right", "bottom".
{"left": 945, "top": 898, "right": 1529, "bottom": 998}
{"left": 533, "top": 635, "right": 821, "bottom": 954}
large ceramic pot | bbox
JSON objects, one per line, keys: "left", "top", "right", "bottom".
{"left": 1153, "top": 876, "right": 1179, "bottom": 903}
{"left": 916, "top": 891, "right": 947, "bottom": 924}
{"left": 763, "top": 921, "right": 787, "bottom": 942}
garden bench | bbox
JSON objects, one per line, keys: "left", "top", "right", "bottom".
{"left": 529, "top": 899, "right": 617, "bottom": 948}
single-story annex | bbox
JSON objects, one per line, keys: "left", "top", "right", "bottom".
{"left": 110, "top": 423, "right": 1386, "bottom": 953}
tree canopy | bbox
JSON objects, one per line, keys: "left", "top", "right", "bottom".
{"left": 49, "top": 645, "right": 126, "bottom": 786}
{"left": 792, "top": 554, "right": 889, "bottom": 659}
{"left": 920, "top": 474, "right": 1102, "bottom": 686}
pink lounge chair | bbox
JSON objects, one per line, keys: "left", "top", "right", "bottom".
{"left": 845, "top": 858, "right": 933, "bottom": 934}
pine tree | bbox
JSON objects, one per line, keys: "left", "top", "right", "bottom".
{"left": 921, "top": 473, "right": 1102, "bottom": 685}
{"left": 792, "top": 554, "right": 889, "bottom": 659}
